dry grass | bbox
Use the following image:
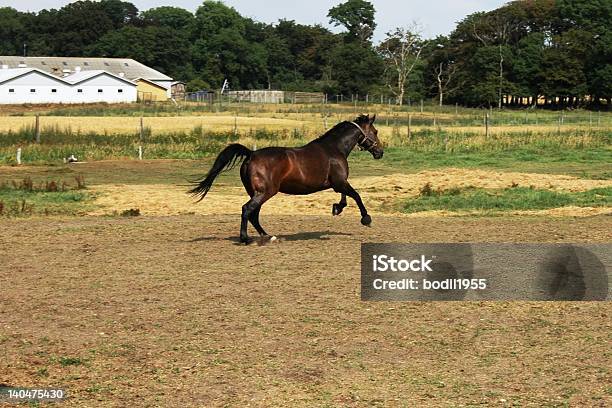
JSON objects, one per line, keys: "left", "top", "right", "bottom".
{"left": 89, "top": 168, "right": 612, "bottom": 217}
{"left": 0, "top": 114, "right": 607, "bottom": 138}
{"left": 0, "top": 115, "right": 307, "bottom": 135}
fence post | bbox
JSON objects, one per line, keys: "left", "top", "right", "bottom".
{"left": 35, "top": 114, "right": 40, "bottom": 143}
{"left": 597, "top": 110, "right": 600, "bottom": 126}
{"left": 420, "top": 99, "right": 423, "bottom": 113}
{"left": 407, "top": 113, "right": 412, "bottom": 141}
{"left": 16, "top": 148, "right": 22, "bottom": 165}
{"left": 139, "top": 117, "right": 144, "bottom": 160}
{"left": 139, "top": 117, "right": 144, "bottom": 142}
{"left": 485, "top": 112, "right": 490, "bottom": 139}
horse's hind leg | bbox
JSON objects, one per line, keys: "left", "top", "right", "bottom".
{"left": 240, "top": 191, "right": 275, "bottom": 243}
{"left": 249, "top": 206, "right": 268, "bottom": 237}
{"left": 332, "top": 194, "right": 347, "bottom": 216}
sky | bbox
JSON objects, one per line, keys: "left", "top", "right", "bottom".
{"left": 0, "top": 0, "right": 509, "bottom": 42}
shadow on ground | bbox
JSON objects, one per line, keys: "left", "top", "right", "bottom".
{"left": 187, "top": 230, "right": 352, "bottom": 244}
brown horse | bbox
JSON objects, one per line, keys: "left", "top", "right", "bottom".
{"left": 189, "top": 114, "right": 383, "bottom": 243}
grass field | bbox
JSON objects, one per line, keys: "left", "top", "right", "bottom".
{"left": 0, "top": 102, "right": 609, "bottom": 165}
{"left": 0, "top": 102, "right": 611, "bottom": 406}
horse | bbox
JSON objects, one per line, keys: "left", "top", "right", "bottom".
{"left": 188, "top": 114, "right": 383, "bottom": 244}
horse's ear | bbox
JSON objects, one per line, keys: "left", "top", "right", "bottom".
{"left": 370, "top": 114, "right": 376, "bottom": 124}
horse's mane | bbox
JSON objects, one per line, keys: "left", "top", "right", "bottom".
{"left": 316, "top": 114, "right": 370, "bottom": 141}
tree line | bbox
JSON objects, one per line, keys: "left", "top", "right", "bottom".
{"left": 0, "top": 0, "right": 609, "bottom": 108}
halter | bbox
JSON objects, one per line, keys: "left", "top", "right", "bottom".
{"left": 350, "top": 121, "right": 378, "bottom": 151}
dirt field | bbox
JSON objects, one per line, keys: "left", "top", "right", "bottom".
{"left": 1, "top": 158, "right": 611, "bottom": 406}
{"left": 1, "top": 213, "right": 611, "bottom": 407}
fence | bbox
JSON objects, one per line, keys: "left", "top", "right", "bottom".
{"left": 7, "top": 109, "right": 608, "bottom": 163}
{"left": 285, "top": 92, "right": 326, "bottom": 104}
{"left": 185, "top": 91, "right": 215, "bottom": 103}
{"left": 227, "top": 90, "right": 284, "bottom": 104}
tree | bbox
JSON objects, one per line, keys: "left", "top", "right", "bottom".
{"left": 434, "top": 62, "right": 456, "bottom": 106}
{"left": 98, "top": 0, "right": 138, "bottom": 28}
{"left": 273, "top": 20, "right": 340, "bottom": 91}
{"left": 328, "top": 0, "right": 376, "bottom": 43}
{"left": 89, "top": 25, "right": 192, "bottom": 80}
{"left": 378, "top": 24, "right": 423, "bottom": 106}
{"left": 0, "top": 8, "right": 26, "bottom": 55}
{"left": 470, "top": 10, "right": 514, "bottom": 108}
{"left": 141, "top": 6, "right": 195, "bottom": 32}
{"left": 194, "top": 0, "right": 245, "bottom": 37}
{"left": 329, "top": 42, "right": 383, "bottom": 95}
{"left": 513, "top": 32, "right": 547, "bottom": 106}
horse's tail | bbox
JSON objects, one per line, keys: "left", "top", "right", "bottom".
{"left": 188, "top": 143, "right": 252, "bottom": 202}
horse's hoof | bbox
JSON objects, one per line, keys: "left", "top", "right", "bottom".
{"left": 361, "top": 215, "right": 372, "bottom": 226}
{"left": 332, "top": 204, "right": 343, "bottom": 216}
{"left": 240, "top": 236, "right": 251, "bottom": 245}
{"left": 270, "top": 235, "right": 277, "bottom": 242}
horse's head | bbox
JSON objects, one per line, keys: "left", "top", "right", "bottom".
{"left": 354, "top": 114, "right": 383, "bottom": 159}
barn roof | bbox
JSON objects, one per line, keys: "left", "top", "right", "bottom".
{"left": 0, "top": 67, "right": 136, "bottom": 87}
{"left": 0, "top": 56, "right": 172, "bottom": 81}
{"left": 133, "top": 77, "right": 169, "bottom": 90}
{"left": 63, "top": 70, "right": 135, "bottom": 86}
{"left": 0, "top": 67, "right": 68, "bottom": 85}
{"left": 0, "top": 67, "right": 35, "bottom": 83}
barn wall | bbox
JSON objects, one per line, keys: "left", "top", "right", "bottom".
{"left": 71, "top": 85, "right": 137, "bottom": 104}
{"left": 0, "top": 71, "right": 136, "bottom": 104}
{"left": 136, "top": 80, "right": 168, "bottom": 102}
{"left": 150, "top": 80, "right": 172, "bottom": 97}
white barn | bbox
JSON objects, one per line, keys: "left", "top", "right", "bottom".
{"left": 63, "top": 70, "right": 137, "bottom": 103}
{"left": 0, "top": 56, "right": 172, "bottom": 98}
{"left": 0, "top": 68, "right": 137, "bottom": 104}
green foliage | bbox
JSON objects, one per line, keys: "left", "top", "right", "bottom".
{"left": 328, "top": 0, "right": 376, "bottom": 43}
{"left": 0, "top": 178, "right": 93, "bottom": 217}
{"left": 440, "top": 0, "right": 611, "bottom": 107}
{"left": 403, "top": 186, "right": 611, "bottom": 213}
{"left": 186, "top": 79, "right": 211, "bottom": 92}
{"left": 2, "top": 0, "right": 610, "bottom": 105}
{"left": 141, "top": 6, "right": 195, "bottom": 31}
{"left": 329, "top": 42, "right": 383, "bottom": 95}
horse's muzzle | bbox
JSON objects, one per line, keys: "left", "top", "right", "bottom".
{"left": 372, "top": 150, "right": 384, "bottom": 160}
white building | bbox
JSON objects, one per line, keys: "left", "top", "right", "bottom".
{"left": 0, "top": 68, "right": 137, "bottom": 104}
{"left": 63, "top": 70, "right": 137, "bottom": 103}
{"left": 0, "top": 56, "right": 172, "bottom": 98}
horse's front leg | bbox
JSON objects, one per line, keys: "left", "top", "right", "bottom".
{"left": 333, "top": 182, "right": 371, "bottom": 226}
{"left": 332, "top": 193, "right": 347, "bottom": 216}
